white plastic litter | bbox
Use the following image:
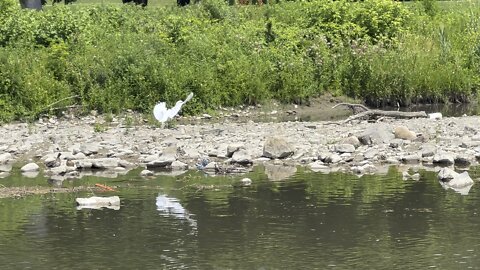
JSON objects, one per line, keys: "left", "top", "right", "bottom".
{"left": 76, "top": 196, "right": 121, "bottom": 210}
{"left": 428, "top": 112, "right": 442, "bottom": 120}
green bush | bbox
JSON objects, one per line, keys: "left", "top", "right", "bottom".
{"left": 0, "top": 0, "right": 479, "bottom": 122}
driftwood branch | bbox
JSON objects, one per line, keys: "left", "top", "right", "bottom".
{"left": 332, "top": 103, "right": 369, "bottom": 114}
{"left": 38, "top": 95, "right": 80, "bottom": 114}
{"left": 333, "top": 103, "right": 428, "bottom": 123}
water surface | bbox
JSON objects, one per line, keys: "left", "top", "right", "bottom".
{"left": 1, "top": 166, "right": 480, "bottom": 269}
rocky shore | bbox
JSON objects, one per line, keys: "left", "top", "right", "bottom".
{"left": 0, "top": 112, "right": 479, "bottom": 184}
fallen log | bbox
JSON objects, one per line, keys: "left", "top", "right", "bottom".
{"left": 333, "top": 103, "right": 428, "bottom": 123}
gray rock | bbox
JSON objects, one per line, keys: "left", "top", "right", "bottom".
{"left": 308, "top": 161, "right": 330, "bottom": 172}
{"left": 263, "top": 137, "right": 294, "bottom": 159}
{"left": 363, "top": 149, "right": 378, "bottom": 160}
{"left": 394, "top": 126, "right": 416, "bottom": 140}
{"left": 142, "top": 154, "right": 158, "bottom": 163}
{"left": 80, "top": 143, "right": 101, "bottom": 156}
{"left": 231, "top": 149, "right": 253, "bottom": 165}
{"left": 73, "top": 152, "right": 87, "bottom": 160}
{"left": 465, "top": 125, "right": 478, "bottom": 134}
{"left": 0, "top": 164, "right": 12, "bottom": 172}
{"left": 91, "top": 158, "right": 120, "bottom": 169}
{"left": 75, "top": 160, "right": 93, "bottom": 169}
{"left": 171, "top": 160, "right": 188, "bottom": 171}
{"left": 341, "top": 136, "right": 361, "bottom": 148}
{"left": 400, "top": 154, "right": 421, "bottom": 164}
{"left": 389, "top": 139, "right": 404, "bottom": 148}
{"left": 433, "top": 153, "right": 454, "bottom": 166}
{"left": 21, "top": 162, "right": 40, "bottom": 172}
{"left": 147, "top": 156, "right": 175, "bottom": 169}
{"left": 140, "top": 169, "right": 154, "bottom": 176}
{"left": 161, "top": 146, "right": 178, "bottom": 160}
{"left": 454, "top": 155, "right": 471, "bottom": 167}
{"left": 334, "top": 144, "right": 355, "bottom": 154}
{"left": 226, "top": 143, "right": 244, "bottom": 158}
{"left": 420, "top": 144, "right": 436, "bottom": 157}
{"left": 324, "top": 153, "right": 342, "bottom": 164}
{"left": 0, "top": 153, "right": 12, "bottom": 164}
{"left": 357, "top": 126, "right": 394, "bottom": 145}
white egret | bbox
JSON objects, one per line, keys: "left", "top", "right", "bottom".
{"left": 153, "top": 92, "right": 194, "bottom": 123}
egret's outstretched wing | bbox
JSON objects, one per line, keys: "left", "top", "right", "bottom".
{"left": 184, "top": 92, "right": 194, "bottom": 103}
{"left": 153, "top": 102, "right": 168, "bottom": 122}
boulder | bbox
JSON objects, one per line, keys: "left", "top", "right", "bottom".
{"left": 357, "top": 126, "right": 394, "bottom": 145}
{"left": 341, "top": 136, "right": 361, "bottom": 148}
{"left": 263, "top": 137, "right": 294, "bottom": 159}
{"left": 334, "top": 144, "right": 355, "bottom": 154}
{"left": 438, "top": 168, "right": 473, "bottom": 195}
{"left": 147, "top": 156, "right": 175, "bottom": 169}
{"left": 433, "top": 153, "right": 454, "bottom": 166}
{"left": 231, "top": 149, "right": 253, "bottom": 165}
{"left": 394, "top": 126, "right": 416, "bottom": 140}
{"left": 0, "top": 153, "right": 12, "bottom": 164}
{"left": 171, "top": 160, "right": 188, "bottom": 171}
{"left": 226, "top": 143, "right": 245, "bottom": 158}
{"left": 79, "top": 143, "right": 101, "bottom": 156}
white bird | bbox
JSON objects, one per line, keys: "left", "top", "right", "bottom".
{"left": 153, "top": 92, "right": 194, "bottom": 123}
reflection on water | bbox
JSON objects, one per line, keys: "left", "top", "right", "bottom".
{"left": 0, "top": 166, "right": 480, "bottom": 269}
{"left": 156, "top": 194, "right": 197, "bottom": 230}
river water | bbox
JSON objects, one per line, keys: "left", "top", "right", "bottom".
{"left": 1, "top": 166, "right": 480, "bottom": 269}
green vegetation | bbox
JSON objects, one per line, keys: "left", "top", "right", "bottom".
{"left": 0, "top": 0, "right": 480, "bottom": 122}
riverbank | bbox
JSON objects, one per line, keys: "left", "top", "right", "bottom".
{"left": 0, "top": 106, "right": 479, "bottom": 190}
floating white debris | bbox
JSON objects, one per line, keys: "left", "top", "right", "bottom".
{"left": 428, "top": 112, "right": 442, "bottom": 120}
{"left": 76, "top": 196, "right": 121, "bottom": 210}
